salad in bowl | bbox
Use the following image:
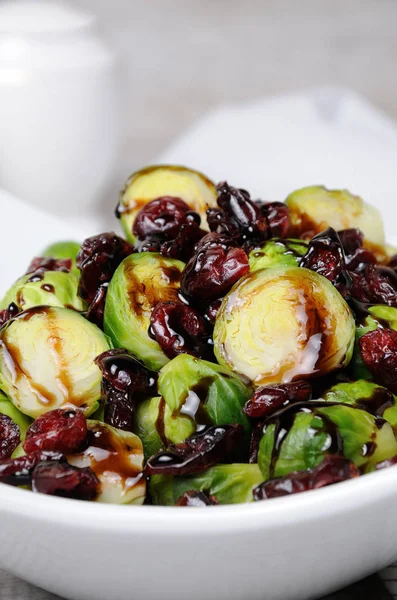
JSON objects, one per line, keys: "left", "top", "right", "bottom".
{"left": 1, "top": 164, "right": 397, "bottom": 508}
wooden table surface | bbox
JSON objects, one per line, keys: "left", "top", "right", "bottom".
{"left": 2, "top": 0, "right": 397, "bottom": 597}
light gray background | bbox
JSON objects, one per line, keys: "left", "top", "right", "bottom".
{"left": 2, "top": 0, "right": 397, "bottom": 598}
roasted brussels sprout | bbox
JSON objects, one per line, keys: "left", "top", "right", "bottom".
{"left": 258, "top": 403, "right": 397, "bottom": 480}
{"left": 104, "top": 253, "right": 185, "bottom": 370}
{"left": 150, "top": 464, "right": 263, "bottom": 505}
{"left": 0, "top": 270, "right": 85, "bottom": 312}
{"left": 324, "top": 380, "right": 397, "bottom": 430}
{"left": 213, "top": 266, "right": 355, "bottom": 386}
{"left": 41, "top": 241, "right": 81, "bottom": 276}
{"left": 117, "top": 165, "right": 217, "bottom": 243}
{"left": 0, "top": 390, "right": 32, "bottom": 441}
{"left": 285, "top": 186, "right": 385, "bottom": 246}
{"left": 0, "top": 306, "right": 111, "bottom": 418}
{"left": 68, "top": 420, "right": 145, "bottom": 504}
{"left": 134, "top": 355, "right": 252, "bottom": 457}
{"left": 249, "top": 239, "right": 308, "bottom": 273}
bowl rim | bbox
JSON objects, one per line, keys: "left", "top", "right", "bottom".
{"left": 0, "top": 463, "right": 396, "bottom": 534}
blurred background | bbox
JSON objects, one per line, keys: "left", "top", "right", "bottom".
{"left": 76, "top": 0, "right": 397, "bottom": 166}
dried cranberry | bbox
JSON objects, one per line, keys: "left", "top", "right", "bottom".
{"left": 359, "top": 329, "right": 397, "bottom": 393}
{"left": 261, "top": 201, "right": 290, "bottom": 238}
{"left": 208, "top": 182, "right": 269, "bottom": 250}
{"left": 375, "top": 454, "right": 397, "bottom": 470}
{"left": 133, "top": 197, "right": 195, "bottom": 241}
{"left": 26, "top": 257, "right": 72, "bottom": 276}
{"left": 76, "top": 232, "right": 133, "bottom": 303}
{"left": 0, "top": 414, "right": 20, "bottom": 460}
{"left": 204, "top": 298, "right": 223, "bottom": 325}
{"left": 23, "top": 409, "right": 87, "bottom": 455}
{"left": 32, "top": 461, "right": 99, "bottom": 500}
{"left": 299, "top": 227, "right": 351, "bottom": 296}
{"left": 95, "top": 349, "right": 158, "bottom": 432}
{"left": 180, "top": 233, "right": 249, "bottom": 305}
{"left": 349, "top": 265, "right": 397, "bottom": 307}
{"left": 176, "top": 490, "right": 218, "bottom": 506}
{"left": 243, "top": 381, "right": 312, "bottom": 419}
{"left": 253, "top": 455, "right": 360, "bottom": 500}
{"left": 133, "top": 238, "right": 163, "bottom": 253}
{"left": 160, "top": 221, "right": 206, "bottom": 262}
{"left": 86, "top": 283, "right": 108, "bottom": 329}
{"left": 0, "top": 302, "right": 20, "bottom": 328}
{"left": 149, "top": 301, "right": 213, "bottom": 360}
{"left": 0, "top": 451, "right": 64, "bottom": 486}
{"left": 145, "top": 424, "right": 243, "bottom": 476}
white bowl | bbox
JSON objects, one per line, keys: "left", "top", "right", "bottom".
{"left": 0, "top": 466, "right": 397, "bottom": 600}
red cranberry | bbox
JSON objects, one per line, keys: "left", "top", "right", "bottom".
{"left": 180, "top": 233, "right": 249, "bottom": 305}
{"left": 261, "top": 201, "right": 290, "bottom": 238}
{"left": 95, "top": 349, "right": 158, "bottom": 432}
{"left": 204, "top": 298, "right": 223, "bottom": 325}
{"left": 76, "top": 232, "right": 133, "bottom": 303}
{"left": 133, "top": 197, "right": 196, "bottom": 241}
{"left": 0, "top": 414, "right": 20, "bottom": 460}
{"left": 149, "top": 301, "right": 212, "bottom": 360}
{"left": 145, "top": 424, "right": 243, "bottom": 476}
{"left": 350, "top": 265, "right": 397, "bottom": 307}
{"left": 208, "top": 182, "right": 269, "bottom": 250}
{"left": 86, "top": 283, "right": 108, "bottom": 329}
{"left": 160, "top": 221, "right": 206, "bottom": 262}
{"left": 299, "top": 227, "right": 351, "bottom": 296}
{"left": 176, "top": 490, "right": 218, "bottom": 506}
{"left": 359, "top": 329, "right": 397, "bottom": 393}
{"left": 0, "top": 302, "right": 20, "bottom": 328}
{"left": 253, "top": 455, "right": 360, "bottom": 500}
{"left": 32, "top": 461, "right": 99, "bottom": 500}
{"left": 0, "top": 451, "right": 64, "bottom": 486}
{"left": 243, "top": 381, "right": 312, "bottom": 419}
{"left": 133, "top": 238, "right": 163, "bottom": 253}
{"left": 23, "top": 409, "right": 87, "bottom": 455}
{"left": 249, "top": 420, "right": 265, "bottom": 464}
{"left": 26, "top": 257, "right": 72, "bottom": 276}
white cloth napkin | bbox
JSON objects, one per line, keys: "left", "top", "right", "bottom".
{"left": 1, "top": 86, "right": 397, "bottom": 296}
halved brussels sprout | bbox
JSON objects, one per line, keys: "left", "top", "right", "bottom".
{"left": 135, "top": 355, "right": 252, "bottom": 457}
{"left": 0, "top": 390, "right": 32, "bottom": 440}
{"left": 0, "top": 306, "right": 111, "bottom": 418}
{"left": 0, "top": 270, "right": 85, "bottom": 312}
{"left": 68, "top": 420, "right": 145, "bottom": 504}
{"left": 324, "top": 380, "right": 397, "bottom": 430}
{"left": 213, "top": 266, "right": 355, "bottom": 386}
{"left": 258, "top": 403, "right": 397, "bottom": 480}
{"left": 285, "top": 186, "right": 385, "bottom": 246}
{"left": 150, "top": 464, "right": 263, "bottom": 506}
{"left": 41, "top": 241, "right": 81, "bottom": 276}
{"left": 249, "top": 239, "right": 308, "bottom": 273}
{"left": 117, "top": 165, "right": 217, "bottom": 243}
{"left": 104, "top": 253, "right": 185, "bottom": 370}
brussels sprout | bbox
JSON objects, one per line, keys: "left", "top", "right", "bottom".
{"left": 68, "top": 420, "right": 145, "bottom": 504}
{"left": 117, "top": 165, "right": 217, "bottom": 243}
{"left": 249, "top": 239, "right": 308, "bottom": 273}
{"left": 285, "top": 186, "right": 385, "bottom": 246}
{"left": 0, "top": 270, "right": 85, "bottom": 313}
{"left": 134, "top": 355, "right": 252, "bottom": 457}
{"left": 258, "top": 403, "right": 397, "bottom": 480}
{"left": 41, "top": 241, "right": 81, "bottom": 276}
{"left": 104, "top": 253, "right": 185, "bottom": 370}
{"left": 150, "top": 464, "right": 263, "bottom": 506}
{"left": 0, "top": 390, "right": 32, "bottom": 440}
{"left": 0, "top": 306, "right": 111, "bottom": 418}
{"left": 324, "top": 380, "right": 397, "bottom": 429}
{"left": 213, "top": 266, "right": 355, "bottom": 386}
